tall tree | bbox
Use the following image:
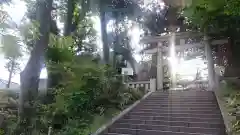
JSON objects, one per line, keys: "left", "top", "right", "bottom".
{"left": 1, "top": 34, "right": 22, "bottom": 88}
{"left": 16, "top": 0, "right": 53, "bottom": 133}
{"left": 98, "top": 0, "right": 141, "bottom": 64}
{"left": 46, "top": 0, "right": 95, "bottom": 103}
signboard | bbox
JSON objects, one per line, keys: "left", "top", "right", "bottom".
{"left": 121, "top": 68, "right": 133, "bottom": 75}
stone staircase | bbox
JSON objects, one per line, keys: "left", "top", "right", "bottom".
{"left": 101, "top": 90, "right": 227, "bottom": 135}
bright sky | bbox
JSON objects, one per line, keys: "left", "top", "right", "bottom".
{"left": 0, "top": 0, "right": 206, "bottom": 84}
{"left": 0, "top": 0, "right": 48, "bottom": 83}
{"left": 0, "top": 0, "right": 26, "bottom": 83}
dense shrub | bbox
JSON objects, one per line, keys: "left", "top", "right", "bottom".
{"left": 3, "top": 36, "right": 144, "bottom": 134}
{"left": 32, "top": 55, "right": 144, "bottom": 135}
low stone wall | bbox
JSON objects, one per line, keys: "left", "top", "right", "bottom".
{"left": 195, "top": 80, "right": 209, "bottom": 90}
{"left": 215, "top": 89, "right": 234, "bottom": 135}
{"left": 127, "top": 78, "right": 156, "bottom": 92}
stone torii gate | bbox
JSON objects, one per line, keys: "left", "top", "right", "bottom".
{"left": 140, "top": 32, "right": 228, "bottom": 91}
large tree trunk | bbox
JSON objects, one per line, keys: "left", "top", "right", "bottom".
{"left": 16, "top": 0, "right": 53, "bottom": 134}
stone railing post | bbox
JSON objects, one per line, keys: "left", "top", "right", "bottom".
{"left": 150, "top": 78, "right": 156, "bottom": 92}
{"left": 214, "top": 66, "right": 224, "bottom": 91}
{"left": 157, "top": 42, "right": 163, "bottom": 90}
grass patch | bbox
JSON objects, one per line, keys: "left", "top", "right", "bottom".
{"left": 219, "top": 80, "right": 240, "bottom": 134}
{"left": 83, "top": 88, "right": 146, "bottom": 135}
{"left": 84, "top": 108, "right": 120, "bottom": 135}
{"left": 220, "top": 81, "right": 239, "bottom": 97}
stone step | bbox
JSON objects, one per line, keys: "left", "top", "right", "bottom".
{"left": 105, "top": 128, "right": 215, "bottom": 135}
{"left": 100, "top": 91, "right": 226, "bottom": 135}
{"left": 146, "top": 97, "right": 216, "bottom": 99}
{"left": 117, "top": 119, "right": 224, "bottom": 128}
{"left": 128, "top": 112, "right": 222, "bottom": 118}
{"left": 153, "top": 90, "right": 213, "bottom": 93}
{"left": 146, "top": 97, "right": 214, "bottom": 100}
{"left": 147, "top": 95, "right": 215, "bottom": 97}
{"left": 144, "top": 100, "right": 216, "bottom": 102}
{"left": 143, "top": 99, "right": 217, "bottom": 102}
{"left": 151, "top": 92, "right": 214, "bottom": 94}
{"left": 134, "top": 106, "right": 219, "bottom": 110}
{"left": 148, "top": 96, "right": 214, "bottom": 98}
{"left": 139, "top": 104, "right": 218, "bottom": 107}
{"left": 142, "top": 101, "right": 217, "bottom": 104}
{"left": 103, "top": 133, "right": 130, "bottom": 135}
{"left": 144, "top": 100, "right": 216, "bottom": 103}
{"left": 148, "top": 96, "right": 215, "bottom": 98}
{"left": 150, "top": 92, "right": 214, "bottom": 94}
{"left": 130, "top": 108, "right": 221, "bottom": 114}
{"left": 123, "top": 115, "right": 222, "bottom": 123}
{"left": 110, "top": 123, "right": 225, "bottom": 134}
{"left": 152, "top": 91, "right": 214, "bottom": 96}
{"left": 140, "top": 102, "right": 218, "bottom": 106}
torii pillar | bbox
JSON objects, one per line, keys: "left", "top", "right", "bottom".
{"left": 204, "top": 36, "right": 216, "bottom": 90}
{"left": 157, "top": 42, "right": 163, "bottom": 90}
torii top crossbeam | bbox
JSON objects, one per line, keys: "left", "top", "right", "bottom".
{"left": 140, "top": 32, "right": 228, "bottom": 53}
{"left": 140, "top": 32, "right": 201, "bottom": 44}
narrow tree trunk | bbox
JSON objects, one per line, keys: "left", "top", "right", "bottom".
{"left": 6, "top": 60, "right": 15, "bottom": 88}
{"left": 64, "top": 0, "right": 74, "bottom": 36}
{"left": 113, "top": 12, "right": 119, "bottom": 68}
{"left": 16, "top": 0, "right": 53, "bottom": 134}
{"left": 100, "top": 6, "right": 109, "bottom": 64}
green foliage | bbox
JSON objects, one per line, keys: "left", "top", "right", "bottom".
{"left": 2, "top": 1, "right": 144, "bottom": 134}
{"left": 224, "top": 0, "right": 240, "bottom": 16}
{"left": 5, "top": 116, "right": 18, "bottom": 135}
{"left": 85, "top": 108, "right": 120, "bottom": 134}
{"left": 19, "top": 20, "right": 41, "bottom": 51}
{"left": 45, "top": 58, "right": 142, "bottom": 134}
{"left": 232, "top": 120, "right": 240, "bottom": 133}
{"left": 183, "top": 0, "right": 240, "bottom": 31}
{"left": 49, "top": 34, "right": 73, "bottom": 50}
{"left": 0, "top": 129, "right": 4, "bottom": 135}
{"left": 1, "top": 34, "right": 22, "bottom": 59}
{"left": 221, "top": 81, "right": 240, "bottom": 134}
{"left": 0, "top": 34, "right": 22, "bottom": 88}
{"left": 36, "top": 35, "right": 144, "bottom": 134}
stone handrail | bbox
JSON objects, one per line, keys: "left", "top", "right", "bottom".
{"left": 194, "top": 80, "right": 208, "bottom": 89}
